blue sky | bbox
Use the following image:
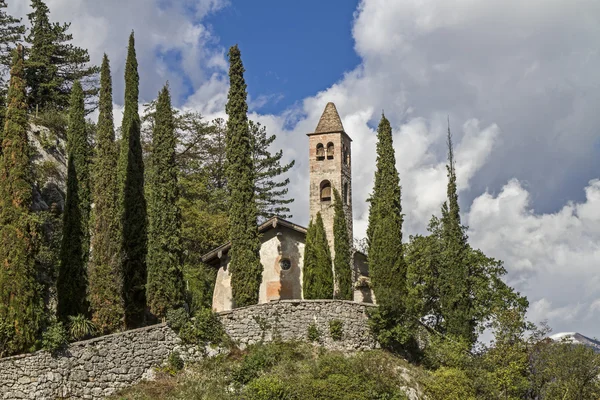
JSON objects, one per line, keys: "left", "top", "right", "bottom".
{"left": 9, "top": 0, "right": 600, "bottom": 337}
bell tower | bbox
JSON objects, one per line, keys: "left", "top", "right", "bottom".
{"left": 307, "top": 102, "right": 353, "bottom": 252}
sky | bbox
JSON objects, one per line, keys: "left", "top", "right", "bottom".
{"left": 9, "top": 0, "right": 600, "bottom": 337}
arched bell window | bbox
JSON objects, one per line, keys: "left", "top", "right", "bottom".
{"left": 320, "top": 180, "right": 332, "bottom": 202}
{"left": 316, "top": 143, "right": 325, "bottom": 160}
{"left": 326, "top": 142, "right": 334, "bottom": 159}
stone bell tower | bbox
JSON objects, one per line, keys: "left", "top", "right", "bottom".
{"left": 307, "top": 102, "right": 353, "bottom": 253}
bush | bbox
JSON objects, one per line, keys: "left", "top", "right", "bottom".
{"left": 329, "top": 320, "right": 343, "bottom": 341}
{"left": 232, "top": 344, "right": 284, "bottom": 385}
{"left": 307, "top": 324, "right": 321, "bottom": 343}
{"left": 0, "top": 318, "right": 16, "bottom": 357}
{"left": 244, "top": 376, "right": 289, "bottom": 400}
{"left": 166, "top": 307, "right": 190, "bottom": 332}
{"left": 179, "top": 308, "right": 226, "bottom": 346}
{"left": 68, "top": 314, "right": 97, "bottom": 341}
{"left": 42, "top": 321, "right": 68, "bottom": 353}
{"left": 425, "top": 366, "right": 476, "bottom": 400}
{"left": 168, "top": 351, "right": 184, "bottom": 372}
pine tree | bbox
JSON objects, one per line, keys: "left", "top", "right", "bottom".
{"left": 0, "top": 45, "right": 42, "bottom": 355}
{"left": 303, "top": 212, "right": 334, "bottom": 299}
{"left": 333, "top": 188, "right": 352, "bottom": 300}
{"left": 88, "top": 55, "right": 125, "bottom": 333}
{"left": 439, "top": 121, "right": 474, "bottom": 342}
{"left": 225, "top": 45, "right": 262, "bottom": 308}
{"left": 57, "top": 80, "right": 90, "bottom": 320}
{"left": 117, "top": 32, "right": 147, "bottom": 327}
{"left": 250, "top": 120, "right": 295, "bottom": 220}
{"left": 146, "top": 84, "right": 185, "bottom": 319}
{"left": 0, "top": 1, "right": 24, "bottom": 134}
{"left": 367, "top": 114, "right": 405, "bottom": 310}
{"left": 25, "top": 0, "right": 99, "bottom": 113}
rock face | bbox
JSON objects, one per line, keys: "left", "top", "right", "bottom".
{"left": 0, "top": 300, "right": 377, "bottom": 399}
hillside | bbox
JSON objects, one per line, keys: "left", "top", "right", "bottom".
{"left": 109, "top": 342, "right": 425, "bottom": 400}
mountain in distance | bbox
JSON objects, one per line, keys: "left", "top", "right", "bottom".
{"left": 550, "top": 332, "right": 600, "bottom": 352}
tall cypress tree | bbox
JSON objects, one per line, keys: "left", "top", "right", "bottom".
{"left": 118, "top": 32, "right": 147, "bottom": 327}
{"left": 57, "top": 80, "right": 90, "bottom": 320}
{"left": 333, "top": 188, "right": 352, "bottom": 300}
{"left": 25, "top": 0, "right": 99, "bottom": 112}
{"left": 146, "top": 84, "right": 184, "bottom": 319}
{"left": 303, "top": 212, "right": 334, "bottom": 299}
{"left": 225, "top": 45, "right": 262, "bottom": 308}
{"left": 0, "top": 0, "right": 24, "bottom": 135}
{"left": 0, "top": 45, "right": 42, "bottom": 355}
{"left": 439, "top": 121, "right": 474, "bottom": 342}
{"left": 88, "top": 55, "right": 124, "bottom": 333}
{"left": 367, "top": 114, "right": 405, "bottom": 310}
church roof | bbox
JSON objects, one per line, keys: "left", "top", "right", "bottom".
{"left": 314, "top": 102, "right": 345, "bottom": 133}
{"left": 201, "top": 216, "right": 308, "bottom": 264}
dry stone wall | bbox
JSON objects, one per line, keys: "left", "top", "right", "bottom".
{"left": 0, "top": 300, "right": 376, "bottom": 399}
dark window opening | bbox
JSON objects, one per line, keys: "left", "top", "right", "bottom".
{"left": 316, "top": 143, "right": 325, "bottom": 160}
{"left": 320, "top": 180, "right": 332, "bottom": 202}
{"left": 343, "top": 183, "right": 349, "bottom": 205}
{"left": 327, "top": 142, "right": 334, "bottom": 159}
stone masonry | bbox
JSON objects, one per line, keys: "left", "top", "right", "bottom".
{"left": 0, "top": 300, "right": 376, "bottom": 399}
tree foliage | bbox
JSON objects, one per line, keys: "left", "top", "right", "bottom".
{"left": 303, "top": 212, "right": 333, "bottom": 299}
{"left": 57, "top": 80, "right": 90, "bottom": 320}
{"left": 0, "top": 0, "right": 24, "bottom": 132}
{"left": 333, "top": 188, "right": 352, "bottom": 300}
{"left": 117, "top": 32, "right": 147, "bottom": 327}
{"left": 25, "top": 0, "right": 99, "bottom": 113}
{"left": 225, "top": 45, "right": 262, "bottom": 308}
{"left": 146, "top": 85, "right": 185, "bottom": 319}
{"left": 88, "top": 54, "right": 125, "bottom": 333}
{"left": 0, "top": 46, "right": 43, "bottom": 355}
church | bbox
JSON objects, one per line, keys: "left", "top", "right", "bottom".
{"left": 202, "top": 102, "right": 374, "bottom": 312}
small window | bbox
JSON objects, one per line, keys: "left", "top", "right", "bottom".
{"left": 316, "top": 143, "right": 325, "bottom": 160}
{"left": 320, "top": 180, "right": 331, "bottom": 202}
{"left": 327, "top": 142, "right": 334, "bottom": 159}
{"left": 343, "top": 146, "right": 349, "bottom": 166}
{"left": 343, "top": 183, "right": 349, "bottom": 205}
{"left": 280, "top": 258, "right": 292, "bottom": 271}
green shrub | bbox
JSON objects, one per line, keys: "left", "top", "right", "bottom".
{"left": 168, "top": 351, "right": 184, "bottom": 371}
{"left": 42, "top": 321, "right": 68, "bottom": 353}
{"left": 179, "top": 308, "right": 226, "bottom": 346}
{"left": 425, "top": 366, "right": 475, "bottom": 400}
{"left": 68, "top": 314, "right": 97, "bottom": 341}
{"left": 33, "top": 109, "right": 68, "bottom": 139}
{"left": 0, "top": 318, "right": 16, "bottom": 357}
{"left": 329, "top": 320, "right": 343, "bottom": 341}
{"left": 244, "top": 376, "right": 289, "bottom": 400}
{"left": 307, "top": 324, "right": 321, "bottom": 343}
{"left": 166, "top": 307, "right": 190, "bottom": 332}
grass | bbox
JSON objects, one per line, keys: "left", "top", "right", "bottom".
{"left": 109, "top": 342, "right": 424, "bottom": 400}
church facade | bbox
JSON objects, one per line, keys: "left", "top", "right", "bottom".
{"left": 203, "top": 102, "right": 374, "bottom": 312}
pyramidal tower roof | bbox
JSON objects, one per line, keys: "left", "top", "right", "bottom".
{"left": 314, "top": 102, "right": 345, "bottom": 133}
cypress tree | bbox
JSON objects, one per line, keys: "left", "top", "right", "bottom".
{"left": 118, "top": 32, "right": 147, "bottom": 327}
{"left": 57, "top": 80, "right": 90, "bottom": 320}
{"left": 0, "top": 0, "right": 24, "bottom": 134}
{"left": 88, "top": 55, "right": 125, "bottom": 333}
{"left": 25, "top": 0, "right": 99, "bottom": 112}
{"left": 0, "top": 45, "right": 42, "bottom": 354}
{"left": 225, "top": 45, "right": 262, "bottom": 308}
{"left": 367, "top": 114, "right": 405, "bottom": 310}
{"left": 333, "top": 188, "right": 352, "bottom": 300}
{"left": 439, "top": 121, "right": 474, "bottom": 342}
{"left": 146, "top": 84, "right": 184, "bottom": 319}
{"left": 303, "top": 212, "right": 334, "bottom": 299}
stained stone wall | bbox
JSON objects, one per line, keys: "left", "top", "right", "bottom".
{"left": 220, "top": 300, "right": 377, "bottom": 351}
{"left": 0, "top": 300, "right": 376, "bottom": 399}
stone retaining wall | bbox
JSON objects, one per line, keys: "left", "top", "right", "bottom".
{"left": 0, "top": 300, "right": 376, "bottom": 399}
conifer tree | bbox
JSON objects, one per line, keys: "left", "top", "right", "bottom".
{"left": 367, "top": 114, "right": 405, "bottom": 310}
{"left": 0, "top": 45, "right": 42, "bottom": 354}
{"left": 118, "top": 32, "right": 147, "bottom": 327}
{"left": 25, "top": 0, "right": 99, "bottom": 112}
{"left": 0, "top": 1, "right": 24, "bottom": 134}
{"left": 439, "top": 121, "right": 474, "bottom": 342}
{"left": 225, "top": 45, "right": 262, "bottom": 308}
{"left": 88, "top": 55, "right": 124, "bottom": 333}
{"left": 303, "top": 212, "right": 334, "bottom": 299}
{"left": 57, "top": 80, "right": 90, "bottom": 320}
{"left": 146, "top": 84, "right": 185, "bottom": 319}
{"left": 250, "top": 120, "right": 295, "bottom": 220}
{"left": 333, "top": 188, "right": 352, "bottom": 300}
